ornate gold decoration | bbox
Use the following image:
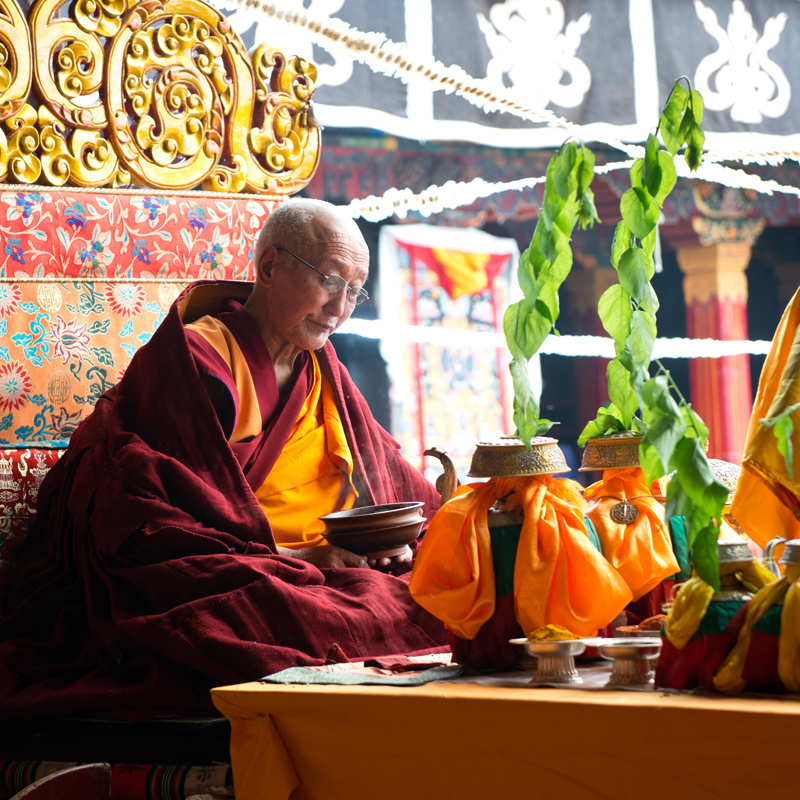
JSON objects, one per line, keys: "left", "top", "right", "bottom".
{"left": 579, "top": 432, "right": 642, "bottom": 472}
{"left": 0, "top": 0, "right": 31, "bottom": 121}
{"left": 467, "top": 436, "right": 570, "bottom": 478}
{"left": 30, "top": 0, "right": 129, "bottom": 129}
{"left": 39, "top": 106, "right": 118, "bottom": 187}
{"left": 0, "top": 0, "right": 320, "bottom": 193}
{"left": 610, "top": 501, "right": 639, "bottom": 524}
{"left": 237, "top": 46, "right": 320, "bottom": 194}
{"left": 0, "top": 103, "right": 41, "bottom": 183}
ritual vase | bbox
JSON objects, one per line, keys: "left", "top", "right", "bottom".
{"left": 580, "top": 432, "right": 684, "bottom": 624}
{"left": 655, "top": 538, "right": 767, "bottom": 691}
{"left": 716, "top": 540, "right": 800, "bottom": 694}
{"left": 430, "top": 436, "right": 572, "bottom": 671}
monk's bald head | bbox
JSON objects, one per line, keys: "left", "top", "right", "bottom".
{"left": 254, "top": 199, "right": 367, "bottom": 267}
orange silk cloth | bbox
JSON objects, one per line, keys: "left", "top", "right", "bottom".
{"left": 583, "top": 467, "right": 678, "bottom": 601}
{"left": 409, "top": 476, "right": 632, "bottom": 639}
{"left": 185, "top": 316, "right": 356, "bottom": 548}
{"left": 731, "top": 287, "right": 800, "bottom": 548}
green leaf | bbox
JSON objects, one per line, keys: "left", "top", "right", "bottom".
{"left": 632, "top": 155, "right": 677, "bottom": 207}
{"left": 681, "top": 405, "right": 710, "bottom": 445}
{"left": 578, "top": 188, "right": 600, "bottom": 229}
{"left": 576, "top": 145, "right": 595, "bottom": 194}
{"left": 535, "top": 283, "right": 558, "bottom": 325}
{"left": 661, "top": 82, "right": 690, "bottom": 155}
{"left": 643, "top": 134, "right": 662, "bottom": 198}
{"left": 774, "top": 416, "right": 795, "bottom": 482}
{"left": 617, "top": 248, "right": 650, "bottom": 305}
{"left": 640, "top": 412, "right": 686, "bottom": 482}
{"left": 598, "top": 284, "right": 632, "bottom": 353}
{"left": 552, "top": 141, "right": 578, "bottom": 198}
{"left": 627, "top": 308, "right": 657, "bottom": 367}
{"left": 685, "top": 124, "right": 705, "bottom": 171}
{"left": 577, "top": 409, "right": 627, "bottom": 447}
{"left": 640, "top": 375, "right": 682, "bottom": 418}
{"left": 610, "top": 221, "right": 631, "bottom": 269}
{"left": 690, "top": 89, "right": 705, "bottom": 124}
{"left": 621, "top": 188, "right": 659, "bottom": 240}
{"left": 516, "top": 246, "right": 536, "bottom": 299}
{"left": 689, "top": 516, "right": 720, "bottom": 591}
{"left": 760, "top": 403, "right": 800, "bottom": 482}
{"left": 607, "top": 358, "right": 637, "bottom": 426}
{"left": 536, "top": 418, "right": 558, "bottom": 436}
{"left": 504, "top": 299, "right": 551, "bottom": 361}
{"left": 665, "top": 478, "right": 693, "bottom": 522}
{"left": 639, "top": 281, "right": 660, "bottom": 315}
{"left": 672, "top": 437, "right": 729, "bottom": 520}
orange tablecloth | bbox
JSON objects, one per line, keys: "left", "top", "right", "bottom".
{"left": 212, "top": 678, "right": 800, "bottom": 800}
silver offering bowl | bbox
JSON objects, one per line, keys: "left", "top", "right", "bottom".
{"left": 597, "top": 638, "right": 662, "bottom": 687}
{"left": 510, "top": 638, "right": 588, "bottom": 685}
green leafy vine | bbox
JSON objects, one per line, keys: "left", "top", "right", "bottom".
{"left": 576, "top": 78, "right": 728, "bottom": 590}
{"left": 503, "top": 79, "right": 729, "bottom": 587}
{"left": 503, "top": 140, "right": 600, "bottom": 443}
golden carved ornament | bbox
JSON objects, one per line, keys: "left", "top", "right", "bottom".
{"left": 4, "top": 0, "right": 320, "bottom": 193}
{"left": 0, "top": 103, "right": 41, "bottom": 183}
{"left": 30, "top": 0, "right": 133, "bottom": 129}
{"left": 0, "top": 0, "right": 31, "bottom": 121}
{"left": 39, "top": 106, "right": 121, "bottom": 187}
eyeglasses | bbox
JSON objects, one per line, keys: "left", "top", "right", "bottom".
{"left": 276, "top": 247, "right": 369, "bottom": 306}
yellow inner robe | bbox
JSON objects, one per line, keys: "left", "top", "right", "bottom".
{"left": 186, "top": 316, "right": 356, "bottom": 548}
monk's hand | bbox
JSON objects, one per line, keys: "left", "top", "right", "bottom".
{"left": 367, "top": 545, "right": 413, "bottom": 571}
{"left": 279, "top": 544, "right": 369, "bottom": 569}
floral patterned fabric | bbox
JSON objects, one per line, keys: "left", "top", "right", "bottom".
{"left": 0, "top": 188, "right": 275, "bottom": 447}
{"left": 0, "top": 448, "right": 64, "bottom": 588}
{"left": 0, "top": 189, "right": 275, "bottom": 280}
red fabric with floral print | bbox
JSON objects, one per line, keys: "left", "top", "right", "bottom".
{"left": 0, "top": 189, "right": 275, "bottom": 447}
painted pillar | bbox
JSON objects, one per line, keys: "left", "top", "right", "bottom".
{"left": 566, "top": 267, "right": 619, "bottom": 431}
{"left": 676, "top": 242, "right": 753, "bottom": 464}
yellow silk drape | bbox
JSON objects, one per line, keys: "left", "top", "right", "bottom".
{"left": 714, "top": 564, "right": 800, "bottom": 694}
{"left": 409, "top": 475, "right": 632, "bottom": 639}
{"left": 663, "top": 560, "right": 776, "bottom": 650}
{"left": 731, "top": 287, "right": 800, "bottom": 548}
{"left": 583, "top": 467, "right": 677, "bottom": 601}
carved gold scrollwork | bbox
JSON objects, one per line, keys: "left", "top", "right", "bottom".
{"left": 30, "top": 0, "right": 132, "bottom": 129}
{"left": 0, "top": 104, "right": 42, "bottom": 183}
{"left": 212, "top": 44, "right": 320, "bottom": 195}
{"left": 106, "top": 0, "right": 229, "bottom": 190}
{"left": 0, "top": 0, "right": 32, "bottom": 121}
{"left": 38, "top": 105, "right": 119, "bottom": 186}
{"left": 0, "top": 0, "right": 320, "bottom": 193}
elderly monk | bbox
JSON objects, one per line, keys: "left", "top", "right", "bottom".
{"left": 0, "top": 199, "right": 446, "bottom": 720}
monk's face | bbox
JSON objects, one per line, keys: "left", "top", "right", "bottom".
{"left": 256, "top": 213, "right": 369, "bottom": 357}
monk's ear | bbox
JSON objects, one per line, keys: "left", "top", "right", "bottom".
{"left": 256, "top": 246, "right": 279, "bottom": 288}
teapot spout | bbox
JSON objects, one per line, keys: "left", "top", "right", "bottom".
{"left": 424, "top": 447, "right": 459, "bottom": 505}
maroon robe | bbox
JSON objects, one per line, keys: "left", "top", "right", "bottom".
{"left": 0, "top": 282, "right": 446, "bottom": 720}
